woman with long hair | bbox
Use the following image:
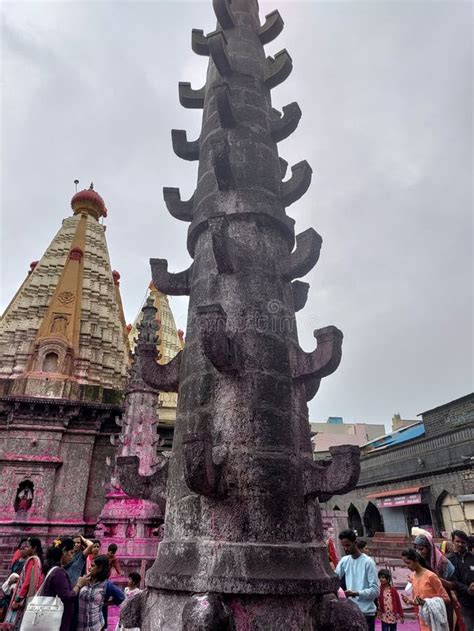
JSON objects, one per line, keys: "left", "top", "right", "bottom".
{"left": 77, "top": 555, "right": 124, "bottom": 631}
{"left": 2, "top": 537, "right": 43, "bottom": 630}
{"left": 413, "top": 530, "right": 456, "bottom": 630}
{"left": 401, "top": 548, "right": 450, "bottom": 631}
{"left": 40, "top": 537, "right": 90, "bottom": 631}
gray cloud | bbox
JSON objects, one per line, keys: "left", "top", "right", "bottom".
{"left": 1, "top": 1, "right": 472, "bottom": 429}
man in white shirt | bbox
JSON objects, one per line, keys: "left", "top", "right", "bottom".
{"left": 335, "top": 528, "right": 379, "bottom": 631}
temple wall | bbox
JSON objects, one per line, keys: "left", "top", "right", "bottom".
{"left": 0, "top": 397, "right": 122, "bottom": 535}
{"left": 83, "top": 431, "right": 117, "bottom": 525}
{"left": 0, "top": 458, "right": 59, "bottom": 524}
{"left": 48, "top": 432, "right": 96, "bottom": 523}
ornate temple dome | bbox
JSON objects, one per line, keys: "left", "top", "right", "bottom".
{"left": 71, "top": 183, "right": 107, "bottom": 220}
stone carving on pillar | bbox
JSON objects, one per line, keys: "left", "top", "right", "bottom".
{"left": 121, "top": 1, "right": 363, "bottom": 628}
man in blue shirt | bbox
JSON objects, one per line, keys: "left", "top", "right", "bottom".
{"left": 335, "top": 529, "right": 379, "bottom": 631}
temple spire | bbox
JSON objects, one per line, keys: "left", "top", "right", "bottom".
{"left": 0, "top": 187, "right": 128, "bottom": 397}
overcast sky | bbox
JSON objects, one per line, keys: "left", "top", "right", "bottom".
{"left": 1, "top": 1, "right": 472, "bottom": 429}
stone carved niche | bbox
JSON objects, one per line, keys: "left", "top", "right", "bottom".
{"left": 35, "top": 339, "right": 73, "bottom": 376}
{"left": 14, "top": 480, "right": 34, "bottom": 513}
{"left": 50, "top": 314, "right": 69, "bottom": 335}
{"left": 43, "top": 352, "right": 59, "bottom": 373}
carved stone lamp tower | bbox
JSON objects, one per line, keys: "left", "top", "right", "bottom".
{"left": 96, "top": 298, "right": 164, "bottom": 566}
{"left": 119, "top": 1, "right": 364, "bottom": 628}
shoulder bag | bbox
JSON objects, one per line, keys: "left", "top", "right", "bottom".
{"left": 20, "top": 567, "right": 64, "bottom": 631}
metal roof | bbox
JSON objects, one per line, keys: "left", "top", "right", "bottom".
{"left": 362, "top": 421, "right": 425, "bottom": 451}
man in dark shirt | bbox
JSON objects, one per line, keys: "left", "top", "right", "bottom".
{"left": 447, "top": 529, "right": 474, "bottom": 630}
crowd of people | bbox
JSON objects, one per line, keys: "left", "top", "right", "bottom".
{"left": 0, "top": 528, "right": 472, "bottom": 630}
{"left": 0, "top": 535, "right": 139, "bottom": 631}
{"left": 333, "top": 528, "right": 474, "bottom": 631}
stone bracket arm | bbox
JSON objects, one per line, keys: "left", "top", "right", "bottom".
{"left": 213, "top": 0, "right": 235, "bottom": 30}
{"left": 197, "top": 304, "right": 240, "bottom": 372}
{"left": 139, "top": 345, "right": 182, "bottom": 392}
{"left": 258, "top": 10, "right": 284, "bottom": 45}
{"left": 207, "top": 30, "right": 232, "bottom": 76}
{"left": 316, "top": 593, "right": 368, "bottom": 631}
{"left": 117, "top": 453, "right": 169, "bottom": 508}
{"left": 183, "top": 432, "right": 227, "bottom": 498}
{"left": 179, "top": 82, "right": 205, "bottom": 109}
{"left": 214, "top": 82, "right": 237, "bottom": 128}
{"left": 209, "top": 214, "right": 235, "bottom": 274}
{"left": 279, "top": 157, "right": 288, "bottom": 179}
{"left": 211, "top": 138, "right": 233, "bottom": 190}
{"left": 304, "top": 446, "right": 361, "bottom": 502}
{"left": 182, "top": 593, "right": 234, "bottom": 630}
{"left": 291, "top": 325, "right": 343, "bottom": 381}
{"left": 264, "top": 50, "right": 293, "bottom": 89}
{"left": 192, "top": 28, "right": 210, "bottom": 56}
{"left": 292, "top": 280, "right": 309, "bottom": 312}
{"left": 163, "top": 187, "right": 194, "bottom": 222}
{"left": 280, "top": 160, "right": 312, "bottom": 207}
{"left": 119, "top": 589, "right": 145, "bottom": 629}
{"left": 271, "top": 102, "right": 302, "bottom": 142}
{"left": 150, "top": 258, "right": 193, "bottom": 296}
{"left": 282, "top": 228, "right": 322, "bottom": 281}
{"left": 171, "top": 130, "right": 200, "bottom": 161}
{"left": 303, "top": 376, "right": 321, "bottom": 402}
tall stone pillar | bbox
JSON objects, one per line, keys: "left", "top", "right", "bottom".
{"left": 119, "top": 2, "right": 364, "bottom": 628}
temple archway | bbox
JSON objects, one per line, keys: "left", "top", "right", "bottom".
{"left": 348, "top": 503, "right": 363, "bottom": 536}
{"left": 364, "top": 501, "right": 384, "bottom": 537}
{"left": 436, "top": 490, "right": 467, "bottom": 534}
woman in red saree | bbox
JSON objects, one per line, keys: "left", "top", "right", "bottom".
{"left": 2, "top": 537, "right": 43, "bottom": 631}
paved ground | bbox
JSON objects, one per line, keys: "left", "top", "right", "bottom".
{"left": 107, "top": 561, "right": 419, "bottom": 630}
{"left": 107, "top": 603, "right": 420, "bottom": 630}
{"left": 376, "top": 620, "right": 419, "bottom": 630}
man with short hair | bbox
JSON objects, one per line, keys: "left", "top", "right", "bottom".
{"left": 336, "top": 529, "right": 379, "bottom": 631}
{"left": 447, "top": 530, "right": 474, "bottom": 630}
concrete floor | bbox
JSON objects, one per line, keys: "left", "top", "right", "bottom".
{"left": 107, "top": 602, "right": 421, "bottom": 630}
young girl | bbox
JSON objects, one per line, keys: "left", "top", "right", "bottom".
{"left": 377, "top": 569, "right": 404, "bottom": 631}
